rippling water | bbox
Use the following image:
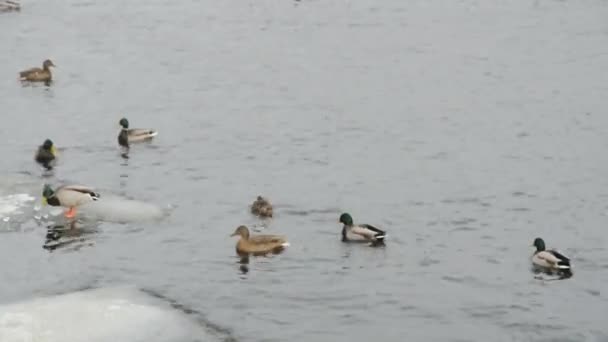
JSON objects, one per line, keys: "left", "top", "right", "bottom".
{"left": 1, "top": 0, "right": 608, "bottom": 341}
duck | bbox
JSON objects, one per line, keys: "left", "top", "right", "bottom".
{"left": 230, "top": 225, "right": 289, "bottom": 255}
{"left": 35, "top": 139, "right": 57, "bottom": 170}
{"left": 0, "top": 0, "right": 20, "bottom": 11}
{"left": 118, "top": 118, "right": 158, "bottom": 147}
{"left": 250, "top": 195, "right": 273, "bottom": 218}
{"left": 42, "top": 184, "right": 100, "bottom": 218}
{"left": 339, "top": 213, "right": 386, "bottom": 244}
{"left": 19, "top": 59, "right": 55, "bottom": 82}
{"left": 531, "top": 237, "right": 572, "bottom": 276}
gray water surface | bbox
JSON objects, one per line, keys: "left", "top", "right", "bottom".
{"left": 1, "top": 0, "right": 608, "bottom": 341}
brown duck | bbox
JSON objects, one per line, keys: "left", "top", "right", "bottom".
{"left": 19, "top": 59, "right": 55, "bottom": 82}
{"left": 250, "top": 195, "right": 273, "bottom": 218}
{"left": 0, "top": 0, "right": 20, "bottom": 11}
{"left": 230, "top": 225, "right": 289, "bottom": 255}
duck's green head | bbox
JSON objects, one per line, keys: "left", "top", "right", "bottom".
{"left": 42, "top": 139, "right": 56, "bottom": 155}
{"left": 339, "top": 213, "right": 353, "bottom": 226}
{"left": 533, "top": 237, "right": 545, "bottom": 251}
{"left": 42, "top": 139, "right": 53, "bottom": 150}
{"left": 119, "top": 118, "right": 129, "bottom": 129}
{"left": 42, "top": 184, "right": 54, "bottom": 205}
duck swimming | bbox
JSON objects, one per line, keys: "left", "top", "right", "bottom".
{"left": 0, "top": 0, "right": 20, "bottom": 11}
{"left": 42, "top": 184, "right": 100, "bottom": 218}
{"left": 35, "top": 139, "right": 57, "bottom": 170}
{"left": 250, "top": 195, "right": 273, "bottom": 218}
{"left": 118, "top": 118, "right": 158, "bottom": 147}
{"left": 531, "top": 237, "right": 572, "bottom": 277}
{"left": 339, "top": 213, "right": 386, "bottom": 244}
{"left": 230, "top": 225, "right": 289, "bottom": 256}
{"left": 19, "top": 59, "right": 55, "bottom": 82}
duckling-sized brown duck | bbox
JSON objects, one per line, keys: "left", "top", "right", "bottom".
{"left": 19, "top": 59, "right": 55, "bottom": 82}
{"left": 0, "top": 0, "right": 20, "bottom": 11}
{"left": 230, "top": 225, "right": 289, "bottom": 255}
{"left": 35, "top": 139, "right": 57, "bottom": 170}
{"left": 250, "top": 195, "right": 273, "bottom": 218}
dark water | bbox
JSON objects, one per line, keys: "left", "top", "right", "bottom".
{"left": 1, "top": 0, "right": 608, "bottom": 341}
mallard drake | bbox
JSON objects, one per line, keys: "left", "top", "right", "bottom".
{"left": 230, "top": 225, "right": 289, "bottom": 255}
{"left": 35, "top": 139, "right": 57, "bottom": 170}
{"left": 19, "top": 59, "right": 55, "bottom": 82}
{"left": 339, "top": 213, "right": 386, "bottom": 244}
{"left": 118, "top": 118, "right": 158, "bottom": 147}
{"left": 531, "top": 237, "right": 572, "bottom": 276}
{"left": 250, "top": 195, "right": 273, "bottom": 218}
{"left": 42, "top": 184, "right": 100, "bottom": 218}
{"left": 0, "top": 0, "right": 20, "bottom": 11}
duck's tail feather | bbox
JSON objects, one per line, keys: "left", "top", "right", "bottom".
{"left": 281, "top": 242, "right": 290, "bottom": 247}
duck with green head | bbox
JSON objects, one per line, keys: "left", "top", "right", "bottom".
{"left": 35, "top": 139, "right": 57, "bottom": 170}
{"left": 19, "top": 59, "right": 55, "bottom": 82}
{"left": 42, "top": 184, "right": 100, "bottom": 218}
{"left": 339, "top": 213, "right": 386, "bottom": 244}
{"left": 118, "top": 118, "right": 158, "bottom": 147}
{"left": 531, "top": 237, "right": 572, "bottom": 276}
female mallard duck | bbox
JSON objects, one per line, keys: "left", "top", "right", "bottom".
{"left": 118, "top": 118, "right": 158, "bottom": 147}
{"left": 35, "top": 139, "right": 57, "bottom": 170}
{"left": 531, "top": 237, "right": 572, "bottom": 276}
{"left": 0, "top": 0, "right": 20, "bottom": 11}
{"left": 230, "top": 225, "right": 289, "bottom": 255}
{"left": 42, "top": 184, "right": 100, "bottom": 218}
{"left": 339, "top": 213, "right": 386, "bottom": 244}
{"left": 250, "top": 195, "right": 273, "bottom": 218}
{"left": 19, "top": 59, "right": 55, "bottom": 82}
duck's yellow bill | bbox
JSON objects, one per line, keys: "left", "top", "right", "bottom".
{"left": 42, "top": 197, "right": 47, "bottom": 205}
{"left": 51, "top": 146, "right": 57, "bottom": 156}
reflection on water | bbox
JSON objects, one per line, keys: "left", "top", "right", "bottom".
{"left": 237, "top": 255, "right": 249, "bottom": 275}
{"left": 120, "top": 146, "right": 130, "bottom": 160}
{"left": 43, "top": 221, "right": 96, "bottom": 252}
{"left": 19, "top": 79, "right": 53, "bottom": 88}
{"left": 530, "top": 265, "right": 573, "bottom": 281}
{"left": 234, "top": 247, "right": 287, "bottom": 276}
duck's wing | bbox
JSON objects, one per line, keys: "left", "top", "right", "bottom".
{"left": 53, "top": 185, "right": 99, "bottom": 207}
{"left": 352, "top": 224, "right": 386, "bottom": 241}
{"left": 59, "top": 185, "right": 100, "bottom": 199}
{"left": 19, "top": 67, "right": 42, "bottom": 77}
{"left": 251, "top": 201, "right": 273, "bottom": 217}
{"left": 128, "top": 128, "right": 157, "bottom": 137}
{"left": 549, "top": 249, "right": 571, "bottom": 268}
{"left": 249, "top": 235, "right": 286, "bottom": 244}
{"left": 532, "top": 250, "right": 562, "bottom": 268}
